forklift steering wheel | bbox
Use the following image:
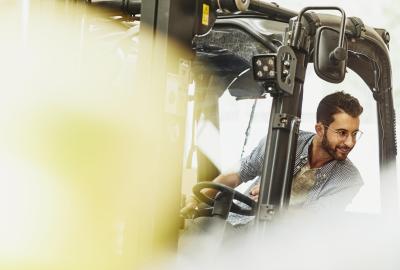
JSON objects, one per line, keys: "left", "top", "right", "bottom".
{"left": 193, "top": 182, "right": 256, "bottom": 216}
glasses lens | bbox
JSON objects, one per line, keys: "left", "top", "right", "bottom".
{"left": 356, "top": 130, "right": 363, "bottom": 140}
{"left": 354, "top": 131, "right": 363, "bottom": 141}
{"left": 337, "top": 130, "right": 348, "bottom": 140}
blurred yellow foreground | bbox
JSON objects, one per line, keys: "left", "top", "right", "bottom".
{"left": 0, "top": 1, "right": 186, "bottom": 269}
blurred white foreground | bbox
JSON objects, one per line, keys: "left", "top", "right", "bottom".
{"left": 172, "top": 212, "right": 400, "bottom": 270}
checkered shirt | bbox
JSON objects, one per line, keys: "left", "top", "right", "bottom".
{"left": 228, "top": 131, "right": 364, "bottom": 226}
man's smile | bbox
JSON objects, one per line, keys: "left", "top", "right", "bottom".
{"left": 336, "top": 146, "right": 351, "bottom": 154}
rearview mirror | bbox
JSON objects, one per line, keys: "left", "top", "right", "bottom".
{"left": 314, "top": 26, "right": 348, "bottom": 83}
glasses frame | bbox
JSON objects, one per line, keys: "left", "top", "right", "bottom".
{"left": 323, "top": 125, "right": 363, "bottom": 141}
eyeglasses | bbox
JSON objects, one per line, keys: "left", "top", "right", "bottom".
{"left": 323, "top": 125, "right": 363, "bottom": 141}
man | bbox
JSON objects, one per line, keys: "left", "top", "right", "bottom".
{"left": 183, "top": 91, "right": 364, "bottom": 219}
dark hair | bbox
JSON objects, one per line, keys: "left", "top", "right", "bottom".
{"left": 316, "top": 91, "right": 363, "bottom": 126}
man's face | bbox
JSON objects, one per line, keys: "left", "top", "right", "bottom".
{"left": 321, "top": 112, "right": 360, "bottom": 161}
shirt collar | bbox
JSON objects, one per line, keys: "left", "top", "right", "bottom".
{"left": 299, "top": 134, "right": 314, "bottom": 161}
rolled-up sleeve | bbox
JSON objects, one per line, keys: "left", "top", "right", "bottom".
{"left": 239, "top": 136, "right": 266, "bottom": 183}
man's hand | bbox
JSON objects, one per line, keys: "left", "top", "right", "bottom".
{"left": 180, "top": 173, "right": 241, "bottom": 218}
{"left": 249, "top": 183, "right": 260, "bottom": 202}
{"left": 180, "top": 195, "right": 200, "bottom": 219}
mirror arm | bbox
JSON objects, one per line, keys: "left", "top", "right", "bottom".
{"left": 294, "top": 7, "right": 347, "bottom": 62}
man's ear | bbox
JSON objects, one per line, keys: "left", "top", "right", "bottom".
{"left": 315, "top": 123, "right": 324, "bottom": 138}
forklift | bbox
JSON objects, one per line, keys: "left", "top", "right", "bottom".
{"left": 178, "top": 4, "right": 398, "bottom": 268}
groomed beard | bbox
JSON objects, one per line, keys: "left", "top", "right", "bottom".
{"left": 321, "top": 132, "right": 352, "bottom": 161}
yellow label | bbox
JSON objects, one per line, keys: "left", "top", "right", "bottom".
{"left": 202, "top": 4, "right": 209, "bottom": 26}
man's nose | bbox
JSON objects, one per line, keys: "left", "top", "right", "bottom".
{"left": 344, "top": 134, "right": 356, "bottom": 147}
